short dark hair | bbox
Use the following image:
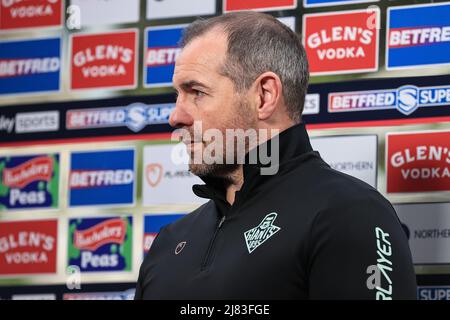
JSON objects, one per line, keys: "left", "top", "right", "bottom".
{"left": 180, "top": 11, "right": 309, "bottom": 123}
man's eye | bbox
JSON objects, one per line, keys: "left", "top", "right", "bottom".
{"left": 194, "top": 90, "right": 205, "bottom": 97}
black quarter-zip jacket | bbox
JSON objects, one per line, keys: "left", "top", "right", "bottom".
{"left": 135, "top": 123, "right": 417, "bottom": 300}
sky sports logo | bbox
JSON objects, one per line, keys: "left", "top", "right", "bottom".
{"left": 66, "top": 103, "right": 174, "bottom": 132}
{"left": 328, "top": 85, "right": 450, "bottom": 116}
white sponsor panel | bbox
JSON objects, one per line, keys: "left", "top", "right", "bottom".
{"left": 146, "top": 0, "right": 216, "bottom": 20}
{"left": 70, "top": 0, "right": 140, "bottom": 26}
{"left": 15, "top": 111, "right": 59, "bottom": 133}
{"left": 277, "top": 16, "right": 296, "bottom": 32}
{"left": 396, "top": 202, "right": 450, "bottom": 265}
{"left": 310, "top": 135, "right": 377, "bottom": 187}
{"left": 143, "top": 144, "right": 207, "bottom": 205}
{"left": 303, "top": 93, "right": 320, "bottom": 115}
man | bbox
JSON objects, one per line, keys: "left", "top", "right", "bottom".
{"left": 135, "top": 11, "right": 417, "bottom": 299}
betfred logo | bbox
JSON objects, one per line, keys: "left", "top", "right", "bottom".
{"left": 74, "top": 218, "right": 127, "bottom": 251}
{"left": 0, "top": 219, "right": 57, "bottom": 275}
{"left": 328, "top": 85, "right": 450, "bottom": 116}
{"left": 69, "top": 149, "right": 135, "bottom": 207}
{"left": 386, "top": 3, "right": 450, "bottom": 70}
{"left": 303, "top": 8, "right": 379, "bottom": 75}
{"left": 69, "top": 170, "right": 134, "bottom": 189}
{"left": 0, "top": 0, "right": 62, "bottom": 31}
{"left": 224, "top": 0, "right": 297, "bottom": 12}
{"left": 0, "top": 154, "right": 59, "bottom": 211}
{"left": 386, "top": 130, "right": 450, "bottom": 193}
{"left": 70, "top": 29, "right": 138, "bottom": 90}
{"left": 144, "top": 25, "right": 186, "bottom": 87}
{"left": 66, "top": 103, "right": 174, "bottom": 133}
{"left": 143, "top": 214, "right": 185, "bottom": 255}
{"left": 68, "top": 217, "right": 132, "bottom": 272}
{"left": 0, "top": 37, "right": 61, "bottom": 96}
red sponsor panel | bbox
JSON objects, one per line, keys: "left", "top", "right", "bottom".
{"left": 303, "top": 9, "right": 379, "bottom": 75}
{"left": 70, "top": 30, "right": 138, "bottom": 90}
{"left": 386, "top": 131, "right": 450, "bottom": 193}
{"left": 224, "top": 0, "right": 296, "bottom": 12}
{"left": 0, "top": 219, "right": 57, "bottom": 275}
{"left": 0, "top": 0, "right": 62, "bottom": 30}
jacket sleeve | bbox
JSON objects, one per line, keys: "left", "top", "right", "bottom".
{"left": 307, "top": 190, "right": 417, "bottom": 300}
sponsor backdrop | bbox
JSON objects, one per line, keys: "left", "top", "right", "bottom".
{"left": 0, "top": 0, "right": 449, "bottom": 300}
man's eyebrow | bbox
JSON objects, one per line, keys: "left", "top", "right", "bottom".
{"left": 179, "top": 80, "right": 211, "bottom": 91}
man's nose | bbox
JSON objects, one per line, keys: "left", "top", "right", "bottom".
{"left": 168, "top": 102, "right": 194, "bottom": 128}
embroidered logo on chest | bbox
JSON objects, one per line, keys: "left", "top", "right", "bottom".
{"left": 244, "top": 212, "right": 281, "bottom": 254}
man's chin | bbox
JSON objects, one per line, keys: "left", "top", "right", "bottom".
{"left": 189, "top": 163, "right": 239, "bottom": 179}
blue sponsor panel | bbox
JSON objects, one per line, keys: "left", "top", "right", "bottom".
{"left": 0, "top": 38, "right": 61, "bottom": 95}
{"left": 387, "top": 3, "right": 450, "bottom": 69}
{"left": 144, "top": 26, "right": 185, "bottom": 87}
{"left": 68, "top": 216, "right": 133, "bottom": 273}
{"left": 304, "top": 0, "right": 377, "bottom": 7}
{"left": 143, "top": 214, "right": 186, "bottom": 256}
{"left": 69, "top": 149, "right": 135, "bottom": 207}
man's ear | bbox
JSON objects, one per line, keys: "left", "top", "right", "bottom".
{"left": 253, "top": 72, "right": 283, "bottom": 121}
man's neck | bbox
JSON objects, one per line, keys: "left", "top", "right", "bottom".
{"left": 224, "top": 166, "right": 244, "bottom": 205}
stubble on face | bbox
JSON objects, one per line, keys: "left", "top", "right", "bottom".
{"left": 188, "top": 95, "right": 257, "bottom": 180}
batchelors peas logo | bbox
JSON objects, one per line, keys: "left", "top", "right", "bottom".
{"left": 244, "top": 212, "right": 281, "bottom": 254}
{"left": 0, "top": 154, "right": 59, "bottom": 211}
{"left": 68, "top": 217, "right": 132, "bottom": 272}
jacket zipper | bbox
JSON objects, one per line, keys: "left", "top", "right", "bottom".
{"left": 201, "top": 215, "right": 226, "bottom": 271}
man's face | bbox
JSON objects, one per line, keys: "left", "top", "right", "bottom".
{"left": 170, "top": 29, "right": 257, "bottom": 178}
